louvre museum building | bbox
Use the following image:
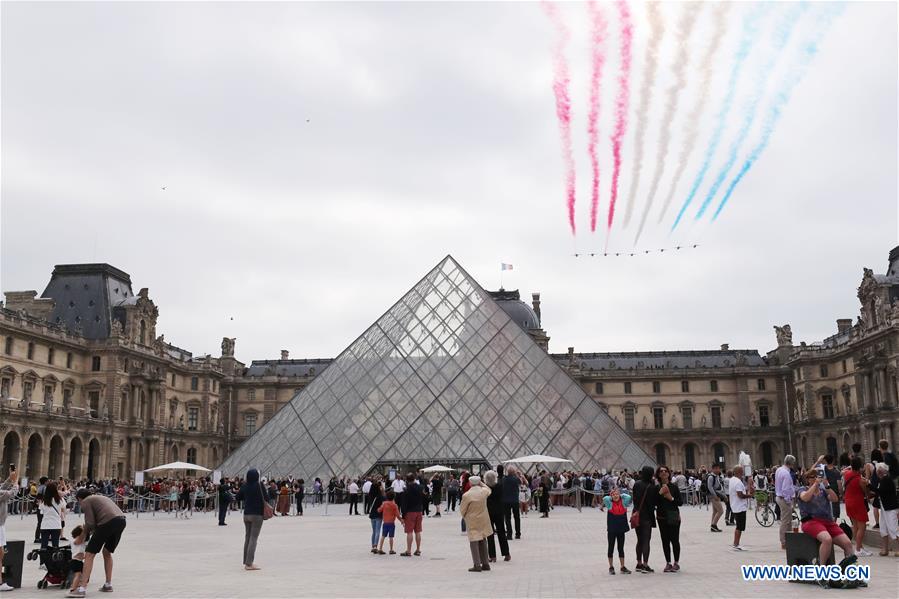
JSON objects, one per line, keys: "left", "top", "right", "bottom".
{"left": 3, "top": 248, "right": 899, "bottom": 481}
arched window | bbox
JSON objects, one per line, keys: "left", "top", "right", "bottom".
{"left": 654, "top": 443, "right": 667, "bottom": 466}
{"left": 761, "top": 441, "right": 774, "bottom": 467}
{"left": 712, "top": 442, "right": 726, "bottom": 466}
{"left": 684, "top": 444, "right": 697, "bottom": 470}
{"left": 186, "top": 447, "right": 197, "bottom": 464}
{"left": 826, "top": 437, "right": 838, "bottom": 458}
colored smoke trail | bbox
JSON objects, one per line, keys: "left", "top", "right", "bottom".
{"left": 632, "top": 1, "right": 702, "bottom": 246}
{"left": 656, "top": 2, "right": 730, "bottom": 225}
{"left": 621, "top": 1, "right": 665, "bottom": 230}
{"left": 606, "top": 0, "right": 633, "bottom": 234}
{"left": 587, "top": 0, "right": 608, "bottom": 233}
{"left": 542, "top": 1, "right": 576, "bottom": 235}
{"left": 670, "top": 3, "right": 770, "bottom": 231}
{"left": 712, "top": 4, "right": 845, "bottom": 221}
{"left": 694, "top": 3, "right": 807, "bottom": 221}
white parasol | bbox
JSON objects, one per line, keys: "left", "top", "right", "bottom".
{"left": 144, "top": 461, "right": 211, "bottom": 473}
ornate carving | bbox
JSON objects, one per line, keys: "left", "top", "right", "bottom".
{"left": 774, "top": 324, "right": 793, "bottom": 347}
{"left": 110, "top": 319, "right": 124, "bottom": 337}
{"left": 700, "top": 414, "right": 707, "bottom": 428}
{"left": 221, "top": 337, "right": 236, "bottom": 357}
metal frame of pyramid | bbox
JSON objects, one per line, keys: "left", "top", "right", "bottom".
{"left": 219, "top": 256, "right": 654, "bottom": 478}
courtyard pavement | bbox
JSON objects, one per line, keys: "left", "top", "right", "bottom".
{"left": 4, "top": 501, "right": 898, "bottom": 598}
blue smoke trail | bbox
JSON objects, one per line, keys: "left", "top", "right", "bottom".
{"left": 712, "top": 3, "right": 846, "bottom": 221}
{"left": 670, "top": 3, "right": 770, "bottom": 231}
{"left": 693, "top": 2, "right": 807, "bottom": 221}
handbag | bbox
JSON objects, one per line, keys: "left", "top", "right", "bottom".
{"left": 260, "top": 483, "right": 274, "bottom": 520}
{"left": 630, "top": 485, "right": 648, "bottom": 529}
{"left": 839, "top": 520, "right": 852, "bottom": 540}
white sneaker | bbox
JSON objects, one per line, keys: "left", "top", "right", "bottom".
{"left": 732, "top": 545, "right": 746, "bottom": 551}
{"left": 0, "top": 583, "right": 14, "bottom": 592}
{"left": 856, "top": 549, "right": 873, "bottom": 557}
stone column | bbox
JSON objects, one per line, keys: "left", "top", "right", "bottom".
{"left": 40, "top": 441, "right": 51, "bottom": 479}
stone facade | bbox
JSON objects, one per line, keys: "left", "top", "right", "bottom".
{"left": 554, "top": 348, "right": 790, "bottom": 470}
{"left": 5, "top": 248, "right": 899, "bottom": 479}
{"left": 783, "top": 250, "right": 899, "bottom": 466}
{"left": 0, "top": 264, "right": 228, "bottom": 481}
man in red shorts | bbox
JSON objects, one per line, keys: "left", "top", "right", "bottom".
{"left": 399, "top": 473, "right": 423, "bottom": 557}
{"left": 797, "top": 465, "right": 856, "bottom": 588}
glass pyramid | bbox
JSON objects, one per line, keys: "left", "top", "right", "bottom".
{"left": 220, "top": 256, "right": 654, "bottom": 478}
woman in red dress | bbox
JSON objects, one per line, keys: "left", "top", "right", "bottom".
{"left": 843, "top": 456, "right": 871, "bottom": 555}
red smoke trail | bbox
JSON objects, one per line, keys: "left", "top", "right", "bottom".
{"left": 542, "top": 1, "right": 576, "bottom": 235}
{"left": 607, "top": 0, "right": 633, "bottom": 235}
{"left": 587, "top": 1, "right": 608, "bottom": 233}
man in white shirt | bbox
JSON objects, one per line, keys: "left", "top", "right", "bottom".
{"left": 347, "top": 480, "right": 360, "bottom": 515}
{"left": 729, "top": 466, "right": 753, "bottom": 551}
{"left": 391, "top": 476, "right": 406, "bottom": 510}
{"left": 362, "top": 479, "right": 373, "bottom": 514}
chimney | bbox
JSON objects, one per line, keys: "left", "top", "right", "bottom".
{"left": 531, "top": 293, "right": 541, "bottom": 322}
{"left": 837, "top": 319, "right": 852, "bottom": 334}
{"left": 720, "top": 343, "right": 729, "bottom": 351}
{"left": 280, "top": 350, "right": 289, "bottom": 360}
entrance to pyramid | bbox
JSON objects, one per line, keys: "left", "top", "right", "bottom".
{"left": 367, "top": 458, "right": 491, "bottom": 479}
{"left": 219, "top": 256, "right": 654, "bottom": 479}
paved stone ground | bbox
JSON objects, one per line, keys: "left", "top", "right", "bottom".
{"left": 4, "top": 502, "right": 898, "bottom": 598}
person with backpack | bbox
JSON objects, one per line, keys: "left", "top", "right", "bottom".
{"left": 706, "top": 464, "right": 726, "bottom": 533}
{"left": 447, "top": 475, "right": 460, "bottom": 512}
{"left": 880, "top": 439, "right": 899, "bottom": 482}
{"left": 632, "top": 466, "right": 658, "bottom": 572}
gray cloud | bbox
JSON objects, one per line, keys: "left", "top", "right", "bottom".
{"left": 2, "top": 2, "right": 896, "bottom": 361}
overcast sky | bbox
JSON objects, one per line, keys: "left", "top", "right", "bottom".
{"left": 2, "top": 1, "right": 896, "bottom": 363}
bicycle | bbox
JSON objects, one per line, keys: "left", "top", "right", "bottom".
{"left": 754, "top": 490, "right": 776, "bottom": 527}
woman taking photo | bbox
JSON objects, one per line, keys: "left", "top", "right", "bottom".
{"left": 632, "top": 465, "right": 658, "bottom": 573}
{"left": 844, "top": 456, "right": 872, "bottom": 556}
{"left": 236, "top": 468, "right": 270, "bottom": 570}
{"left": 655, "top": 466, "right": 682, "bottom": 572}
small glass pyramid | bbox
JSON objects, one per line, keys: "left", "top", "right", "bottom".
{"left": 220, "top": 256, "right": 654, "bottom": 478}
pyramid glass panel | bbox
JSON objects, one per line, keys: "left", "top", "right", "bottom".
{"left": 219, "top": 256, "right": 653, "bottom": 478}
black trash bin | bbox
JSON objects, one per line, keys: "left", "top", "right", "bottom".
{"left": 2, "top": 539, "right": 24, "bottom": 588}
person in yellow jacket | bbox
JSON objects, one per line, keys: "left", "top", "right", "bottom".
{"left": 460, "top": 475, "right": 492, "bottom": 572}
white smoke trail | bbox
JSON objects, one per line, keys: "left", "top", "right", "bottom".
{"left": 632, "top": 2, "right": 702, "bottom": 246}
{"left": 656, "top": 2, "right": 731, "bottom": 225}
{"left": 620, "top": 1, "right": 664, "bottom": 229}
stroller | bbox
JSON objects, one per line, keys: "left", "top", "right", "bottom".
{"left": 26, "top": 546, "right": 73, "bottom": 589}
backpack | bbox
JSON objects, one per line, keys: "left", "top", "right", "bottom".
{"left": 885, "top": 451, "right": 899, "bottom": 478}
{"left": 700, "top": 475, "right": 709, "bottom": 495}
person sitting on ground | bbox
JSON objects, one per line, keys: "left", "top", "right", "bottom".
{"left": 797, "top": 465, "right": 857, "bottom": 588}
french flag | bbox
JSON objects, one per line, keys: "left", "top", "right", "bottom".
{"left": 501, "top": 263, "right": 513, "bottom": 271}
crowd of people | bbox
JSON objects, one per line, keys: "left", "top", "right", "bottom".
{"left": 1, "top": 437, "right": 897, "bottom": 592}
